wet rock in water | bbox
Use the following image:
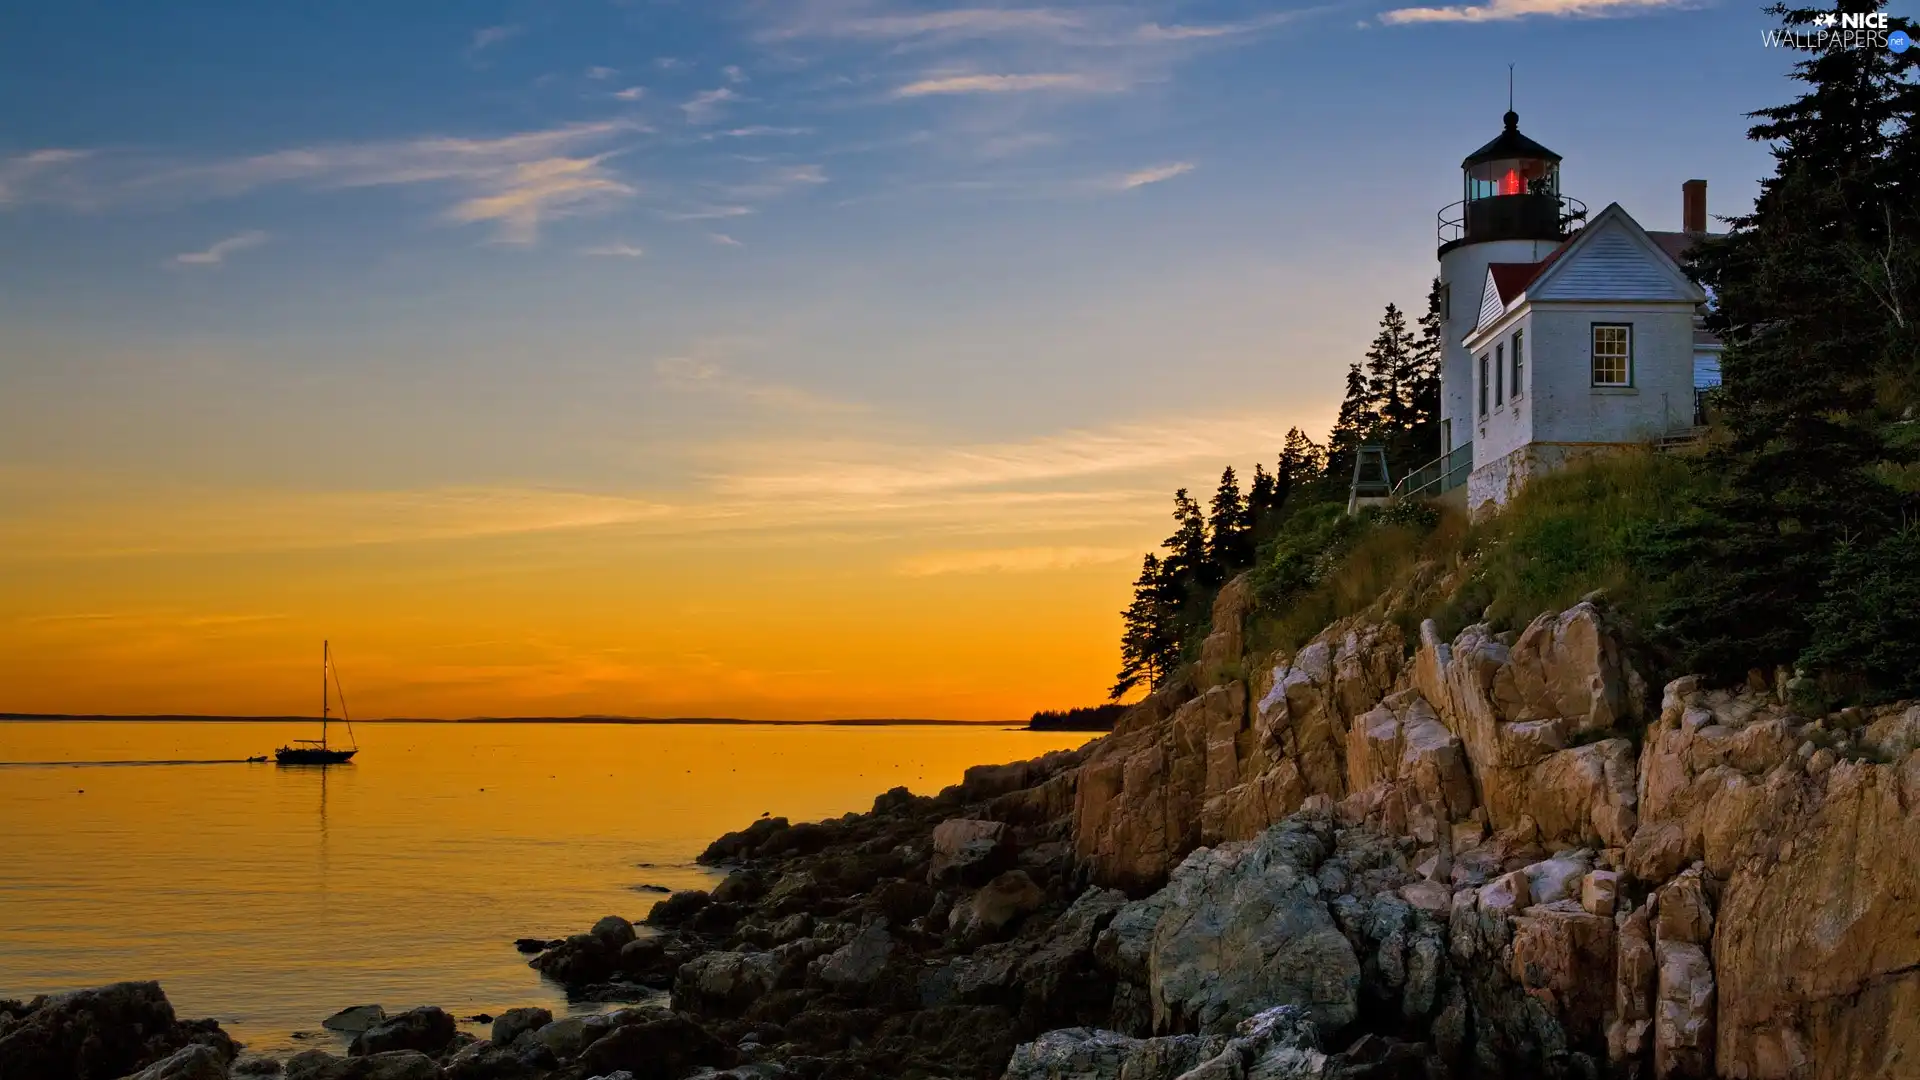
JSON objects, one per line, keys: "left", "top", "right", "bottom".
{"left": 578, "top": 1010, "right": 738, "bottom": 1077}
{"left": 321, "top": 1005, "right": 386, "bottom": 1034}
{"left": 121, "top": 1043, "right": 231, "bottom": 1080}
{"left": 700, "top": 816, "right": 792, "bottom": 863}
{"left": 233, "top": 1056, "right": 284, "bottom": 1077}
{"left": 589, "top": 916, "right": 638, "bottom": 950}
{"left": 646, "top": 890, "right": 713, "bottom": 928}
{"left": 513, "top": 938, "right": 552, "bottom": 954}
{"left": 633, "top": 884, "right": 671, "bottom": 894}
{"left": 346, "top": 1006, "right": 455, "bottom": 1057}
{"left": 489, "top": 1006, "right": 552, "bottom": 1048}
{"left": 0, "top": 980, "right": 236, "bottom": 1080}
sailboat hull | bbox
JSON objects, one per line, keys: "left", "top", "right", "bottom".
{"left": 275, "top": 747, "right": 358, "bottom": 765}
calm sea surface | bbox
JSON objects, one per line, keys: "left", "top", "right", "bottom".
{"left": 0, "top": 721, "right": 1091, "bottom": 1053}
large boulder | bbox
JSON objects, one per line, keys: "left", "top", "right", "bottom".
{"left": 346, "top": 1007, "right": 454, "bottom": 1057}
{"left": 0, "top": 981, "right": 233, "bottom": 1080}
{"left": 281, "top": 1051, "right": 437, "bottom": 1080}
{"left": 1146, "top": 820, "right": 1360, "bottom": 1036}
{"left": 808, "top": 921, "right": 894, "bottom": 993}
{"left": 1001, "top": 1005, "right": 1327, "bottom": 1080}
{"left": 319, "top": 1006, "right": 384, "bottom": 1035}
{"left": 576, "top": 1009, "right": 736, "bottom": 1078}
{"left": 488, "top": 1006, "right": 551, "bottom": 1048}
{"left": 119, "top": 1044, "right": 229, "bottom": 1080}
{"left": 954, "top": 871, "right": 1046, "bottom": 943}
{"left": 927, "top": 819, "right": 1011, "bottom": 886}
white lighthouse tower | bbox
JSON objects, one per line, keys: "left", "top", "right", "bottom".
{"left": 1436, "top": 110, "right": 1585, "bottom": 458}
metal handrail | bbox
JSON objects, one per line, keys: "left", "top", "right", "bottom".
{"left": 1436, "top": 195, "right": 1588, "bottom": 246}
{"left": 1391, "top": 443, "right": 1473, "bottom": 502}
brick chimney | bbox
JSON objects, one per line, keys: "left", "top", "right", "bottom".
{"left": 1683, "top": 179, "right": 1707, "bottom": 235}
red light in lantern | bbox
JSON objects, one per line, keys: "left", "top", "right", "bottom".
{"left": 1501, "top": 168, "right": 1521, "bottom": 196}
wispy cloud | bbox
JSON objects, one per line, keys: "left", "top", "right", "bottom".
{"left": 709, "top": 232, "right": 744, "bottom": 247}
{"left": 722, "top": 65, "right": 749, "bottom": 83}
{"left": 654, "top": 356, "right": 859, "bottom": 413}
{"left": 20, "top": 120, "right": 646, "bottom": 243}
{"left": 1111, "top": 162, "right": 1194, "bottom": 190}
{"left": 1134, "top": 11, "right": 1313, "bottom": 40}
{"left": 770, "top": 7, "right": 1084, "bottom": 40}
{"left": 585, "top": 65, "right": 618, "bottom": 80}
{"left": 581, "top": 242, "right": 644, "bottom": 258}
{"left": 468, "top": 24, "right": 521, "bottom": 57}
{"left": 1379, "top": 0, "right": 1685, "bottom": 22}
{"left": 445, "top": 154, "right": 636, "bottom": 244}
{"left": 169, "top": 230, "right": 268, "bottom": 268}
{"left": 716, "top": 126, "right": 813, "bottom": 138}
{"left": 894, "top": 72, "right": 1117, "bottom": 97}
{"left": 895, "top": 545, "right": 1135, "bottom": 576}
{"left": 0, "top": 149, "right": 94, "bottom": 207}
{"left": 682, "top": 87, "right": 740, "bottom": 124}
{"left": 666, "top": 205, "right": 755, "bottom": 221}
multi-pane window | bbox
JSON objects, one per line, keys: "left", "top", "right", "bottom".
{"left": 1479, "top": 354, "right": 1489, "bottom": 416}
{"left": 1495, "top": 344, "right": 1505, "bottom": 403}
{"left": 1511, "top": 329, "right": 1524, "bottom": 398}
{"left": 1591, "top": 324, "right": 1632, "bottom": 386}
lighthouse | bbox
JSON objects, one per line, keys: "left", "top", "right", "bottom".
{"left": 1435, "top": 110, "right": 1586, "bottom": 458}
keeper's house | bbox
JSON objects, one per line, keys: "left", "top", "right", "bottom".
{"left": 1407, "top": 109, "right": 1723, "bottom": 512}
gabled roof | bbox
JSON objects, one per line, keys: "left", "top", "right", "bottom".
{"left": 1486, "top": 263, "right": 1538, "bottom": 306}
{"left": 1465, "top": 203, "right": 1708, "bottom": 345}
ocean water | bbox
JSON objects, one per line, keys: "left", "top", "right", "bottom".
{"left": 0, "top": 720, "right": 1091, "bottom": 1053}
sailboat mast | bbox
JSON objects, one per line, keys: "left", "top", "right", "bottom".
{"left": 322, "top": 640, "right": 330, "bottom": 749}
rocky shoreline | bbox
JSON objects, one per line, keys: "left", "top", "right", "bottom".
{"left": 7, "top": 589, "right": 1920, "bottom": 1080}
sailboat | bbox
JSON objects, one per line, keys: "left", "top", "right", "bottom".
{"left": 276, "top": 641, "right": 359, "bottom": 765}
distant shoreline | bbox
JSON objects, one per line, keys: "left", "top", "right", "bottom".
{"left": 0, "top": 712, "right": 1024, "bottom": 727}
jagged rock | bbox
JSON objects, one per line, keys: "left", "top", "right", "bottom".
{"left": 489, "top": 1007, "right": 551, "bottom": 1048}
{"left": 346, "top": 1007, "right": 453, "bottom": 1058}
{"left": 954, "top": 871, "right": 1045, "bottom": 943}
{"left": 1607, "top": 906, "right": 1656, "bottom": 1066}
{"left": 1014, "top": 887, "right": 1130, "bottom": 1028}
{"left": 0, "top": 981, "right": 234, "bottom": 1080}
{"left": 701, "top": 817, "right": 791, "bottom": 863}
{"left": 928, "top": 819, "right": 1010, "bottom": 886}
{"left": 232, "top": 1058, "right": 282, "bottom": 1077}
{"left": 120, "top": 1044, "right": 230, "bottom": 1080}
{"left": 1147, "top": 820, "right": 1359, "bottom": 1036}
{"left": 320, "top": 1006, "right": 385, "bottom": 1035}
{"left": 282, "top": 1051, "right": 437, "bottom": 1080}
{"left": 1654, "top": 942, "right": 1714, "bottom": 1078}
{"left": 1581, "top": 870, "right": 1619, "bottom": 917}
{"left": 577, "top": 1010, "right": 736, "bottom": 1078}
{"left": 1002, "top": 1005, "right": 1326, "bottom": 1080}
{"left": 809, "top": 921, "right": 894, "bottom": 992}
{"left": 1652, "top": 869, "right": 1714, "bottom": 947}
{"left": 1509, "top": 903, "right": 1616, "bottom": 1047}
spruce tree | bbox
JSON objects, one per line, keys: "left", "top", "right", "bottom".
{"left": 1111, "top": 554, "right": 1178, "bottom": 700}
{"left": 1324, "top": 362, "right": 1378, "bottom": 493}
{"left": 1656, "top": 0, "right": 1917, "bottom": 686}
{"left": 1247, "top": 464, "right": 1279, "bottom": 541}
{"left": 1207, "top": 466, "right": 1253, "bottom": 571}
{"left": 1363, "top": 302, "right": 1422, "bottom": 475}
{"left": 1277, "top": 427, "right": 1326, "bottom": 508}
{"left": 1409, "top": 277, "right": 1446, "bottom": 460}
{"left": 1162, "top": 488, "right": 1212, "bottom": 596}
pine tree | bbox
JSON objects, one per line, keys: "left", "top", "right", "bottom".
{"left": 1276, "top": 427, "right": 1326, "bottom": 509}
{"left": 1247, "top": 464, "right": 1279, "bottom": 541}
{"left": 1324, "top": 362, "right": 1378, "bottom": 493}
{"left": 1111, "top": 554, "right": 1178, "bottom": 700}
{"left": 1408, "top": 277, "right": 1446, "bottom": 461}
{"left": 1207, "top": 466, "right": 1253, "bottom": 571}
{"left": 1161, "top": 488, "right": 1212, "bottom": 596}
{"left": 1363, "top": 302, "right": 1423, "bottom": 476}
{"left": 1655, "top": 0, "right": 1917, "bottom": 687}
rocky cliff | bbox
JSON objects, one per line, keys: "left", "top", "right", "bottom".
{"left": 13, "top": 587, "right": 1917, "bottom": 1080}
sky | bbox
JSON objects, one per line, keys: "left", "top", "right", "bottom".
{"left": 0, "top": 0, "right": 1801, "bottom": 719}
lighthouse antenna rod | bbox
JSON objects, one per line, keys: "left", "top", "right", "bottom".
{"left": 1509, "top": 64, "right": 1514, "bottom": 111}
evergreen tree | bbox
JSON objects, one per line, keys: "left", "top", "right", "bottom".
{"left": 1111, "top": 554, "right": 1179, "bottom": 700}
{"left": 1276, "top": 427, "right": 1326, "bottom": 508}
{"left": 1207, "top": 466, "right": 1253, "bottom": 571}
{"left": 1161, "top": 488, "right": 1212, "bottom": 597}
{"left": 1247, "top": 464, "right": 1280, "bottom": 541}
{"left": 1655, "top": 0, "right": 1917, "bottom": 687}
{"left": 1363, "top": 302, "right": 1423, "bottom": 475}
{"left": 1408, "top": 277, "right": 1446, "bottom": 461}
{"left": 1324, "top": 362, "right": 1378, "bottom": 492}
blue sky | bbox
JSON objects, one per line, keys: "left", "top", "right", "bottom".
{"left": 0, "top": 0, "right": 1822, "bottom": 716}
